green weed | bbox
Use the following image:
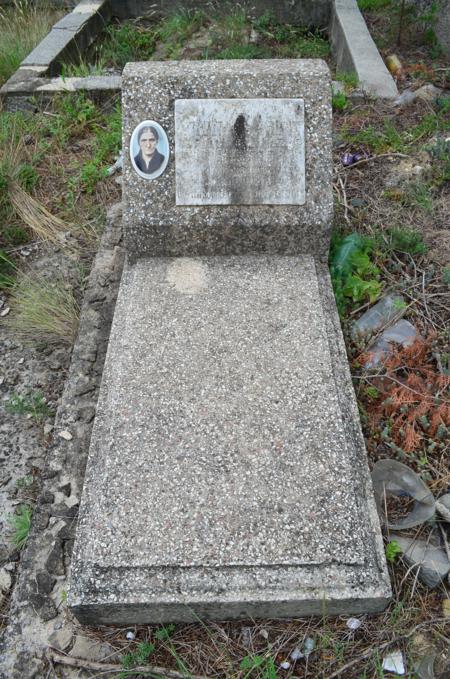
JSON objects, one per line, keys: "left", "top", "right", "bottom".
{"left": 121, "top": 641, "right": 155, "bottom": 674}
{"left": 335, "top": 71, "right": 359, "bottom": 90}
{"left": 385, "top": 540, "right": 403, "bottom": 563}
{"left": 358, "top": 0, "right": 391, "bottom": 9}
{"left": 8, "top": 504, "right": 32, "bottom": 550}
{"left": 383, "top": 227, "right": 427, "bottom": 256}
{"left": 216, "top": 45, "right": 271, "bottom": 59}
{"left": 0, "top": 250, "right": 15, "bottom": 289}
{"left": 62, "top": 58, "right": 106, "bottom": 78}
{"left": 5, "top": 391, "right": 53, "bottom": 421}
{"left": 332, "top": 91, "right": 348, "bottom": 112}
{"left": 8, "top": 271, "right": 80, "bottom": 346}
{"left": 330, "top": 232, "right": 382, "bottom": 316}
{"left": 240, "top": 653, "right": 278, "bottom": 678}
{"left": 443, "top": 267, "right": 450, "bottom": 285}
{"left": 403, "top": 181, "right": 434, "bottom": 212}
{"left": 98, "top": 22, "right": 156, "bottom": 68}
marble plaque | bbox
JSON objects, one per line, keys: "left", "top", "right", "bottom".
{"left": 175, "top": 98, "right": 305, "bottom": 206}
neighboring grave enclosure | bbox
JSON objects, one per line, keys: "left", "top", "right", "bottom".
{"left": 123, "top": 60, "right": 332, "bottom": 258}
{"left": 0, "top": 0, "right": 398, "bottom": 108}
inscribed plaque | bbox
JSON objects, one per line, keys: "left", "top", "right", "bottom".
{"left": 175, "top": 98, "right": 305, "bottom": 206}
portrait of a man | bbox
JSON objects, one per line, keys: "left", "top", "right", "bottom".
{"left": 130, "top": 121, "right": 169, "bottom": 179}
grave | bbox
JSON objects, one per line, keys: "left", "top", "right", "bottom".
{"left": 68, "top": 59, "right": 391, "bottom": 624}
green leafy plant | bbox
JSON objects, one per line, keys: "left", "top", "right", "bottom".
{"left": 330, "top": 232, "right": 382, "bottom": 315}
{"left": 383, "top": 227, "right": 427, "bottom": 256}
{"left": 121, "top": 641, "right": 155, "bottom": 670}
{"left": 240, "top": 654, "right": 278, "bottom": 678}
{"left": 5, "top": 391, "right": 53, "bottom": 421}
{"left": 8, "top": 504, "right": 32, "bottom": 550}
{"left": 358, "top": 0, "right": 391, "bottom": 9}
{"left": 385, "top": 540, "right": 403, "bottom": 563}
{"left": 155, "top": 624, "right": 176, "bottom": 641}
{"left": 335, "top": 71, "right": 359, "bottom": 91}
{"left": 332, "top": 91, "right": 348, "bottom": 112}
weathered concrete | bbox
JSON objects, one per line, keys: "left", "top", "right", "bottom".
{"left": 69, "top": 255, "right": 391, "bottom": 624}
{"left": 435, "top": 0, "right": 450, "bottom": 56}
{"left": 330, "top": 0, "right": 398, "bottom": 99}
{"left": 21, "top": 0, "right": 111, "bottom": 75}
{"left": 122, "top": 60, "right": 332, "bottom": 259}
{"left": 175, "top": 98, "right": 306, "bottom": 206}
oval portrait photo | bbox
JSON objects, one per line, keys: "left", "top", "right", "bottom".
{"left": 130, "top": 120, "right": 169, "bottom": 180}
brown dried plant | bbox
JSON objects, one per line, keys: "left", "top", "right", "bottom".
{"left": 368, "top": 336, "right": 450, "bottom": 453}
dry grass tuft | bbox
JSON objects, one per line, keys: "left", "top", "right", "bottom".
{"left": 8, "top": 270, "right": 80, "bottom": 346}
{"left": 8, "top": 181, "right": 71, "bottom": 244}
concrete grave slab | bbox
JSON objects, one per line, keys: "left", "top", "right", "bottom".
{"left": 69, "top": 255, "right": 391, "bottom": 624}
{"left": 122, "top": 60, "right": 333, "bottom": 260}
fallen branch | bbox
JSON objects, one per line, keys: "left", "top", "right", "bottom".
{"left": 47, "top": 649, "right": 211, "bottom": 678}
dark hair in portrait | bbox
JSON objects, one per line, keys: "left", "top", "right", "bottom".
{"left": 134, "top": 125, "right": 165, "bottom": 175}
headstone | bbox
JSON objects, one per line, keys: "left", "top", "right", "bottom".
{"left": 69, "top": 60, "right": 391, "bottom": 624}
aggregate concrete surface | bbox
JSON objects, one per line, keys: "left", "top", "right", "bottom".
{"left": 69, "top": 254, "right": 391, "bottom": 624}
{"left": 122, "top": 60, "right": 333, "bottom": 259}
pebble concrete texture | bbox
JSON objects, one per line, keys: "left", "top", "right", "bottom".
{"left": 69, "top": 255, "right": 391, "bottom": 624}
{"left": 330, "top": 0, "right": 398, "bottom": 99}
{"left": 122, "top": 60, "right": 333, "bottom": 260}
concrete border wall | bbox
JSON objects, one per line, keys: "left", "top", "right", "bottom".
{"left": 330, "top": 0, "right": 398, "bottom": 99}
{"left": 0, "top": 0, "right": 399, "bottom": 109}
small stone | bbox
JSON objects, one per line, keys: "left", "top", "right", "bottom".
{"left": 18, "top": 358, "right": 24, "bottom": 365}
{"left": 0, "top": 568, "right": 12, "bottom": 592}
{"left": 44, "top": 423, "right": 53, "bottom": 435}
{"left": 303, "top": 638, "right": 315, "bottom": 656}
{"left": 126, "top": 630, "right": 135, "bottom": 640}
{"left": 70, "top": 636, "right": 117, "bottom": 662}
{"left": 0, "top": 307, "right": 10, "bottom": 317}
{"left": 346, "top": 617, "right": 362, "bottom": 630}
{"left": 280, "top": 661, "right": 290, "bottom": 670}
{"left": 48, "top": 626, "right": 73, "bottom": 652}
{"left": 290, "top": 647, "right": 304, "bottom": 661}
{"left": 36, "top": 570, "right": 56, "bottom": 595}
{"left": 382, "top": 650, "right": 405, "bottom": 675}
{"left": 259, "top": 629, "right": 269, "bottom": 640}
{"left": 58, "top": 430, "right": 73, "bottom": 441}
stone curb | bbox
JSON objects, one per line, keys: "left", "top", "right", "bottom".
{"left": 330, "top": 0, "right": 398, "bottom": 99}
{"left": 1, "top": 0, "right": 399, "bottom": 109}
{"left": 0, "top": 205, "right": 124, "bottom": 679}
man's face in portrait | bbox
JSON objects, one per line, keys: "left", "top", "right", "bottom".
{"left": 140, "top": 130, "right": 157, "bottom": 159}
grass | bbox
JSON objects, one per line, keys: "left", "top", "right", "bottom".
{"left": 0, "top": 0, "right": 62, "bottom": 87}
{"left": 358, "top": 0, "right": 391, "bottom": 9}
{"left": 5, "top": 391, "right": 53, "bottom": 421}
{"left": 89, "top": 8, "right": 330, "bottom": 70}
{"left": 7, "top": 271, "right": 80, "bottom": 345}
{"left": 7, "top": 504, "right": 32, "bottom": 550}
